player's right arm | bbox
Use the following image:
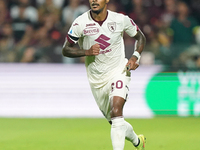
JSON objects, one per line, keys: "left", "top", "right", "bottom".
{"left": 62, "top": 41, "right": 100, "bottom": 58}
{"left": 62, "top": 16, "right": 100, "bottom": 58}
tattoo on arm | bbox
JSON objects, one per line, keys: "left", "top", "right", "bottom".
{"left": 62, "top": 41, "right": 86, "bottom": 58}
{"left": 133, "top": 30, "right": 146, "bottom": 54}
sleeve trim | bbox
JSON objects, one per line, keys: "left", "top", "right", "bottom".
{"left": 68, "top": 34, "right": 79, "bottom": 41}
{"left": 66, "top": 34, "right": 75, "bottom": 44}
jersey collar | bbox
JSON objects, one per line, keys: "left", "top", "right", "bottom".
{"left": 89, "top": 10, "right": 108, "bottom": 26}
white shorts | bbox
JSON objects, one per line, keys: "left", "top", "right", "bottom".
{"left": 90, "top": 71, "right": 131, "bottom": 121}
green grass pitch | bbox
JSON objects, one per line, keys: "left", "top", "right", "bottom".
{"left": 0, "top": 117, "right": 199, "bottom": 150}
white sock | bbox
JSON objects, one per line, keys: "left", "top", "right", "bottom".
{"left": 111, "top": 117, "right": 126, "bottom": 150}
{"left": 124, "top": 121, "right": 139, "bottom": 146}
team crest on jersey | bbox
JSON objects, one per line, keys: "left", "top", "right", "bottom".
{"left": 107, "top": 22, "right": 116, "bottom": 32}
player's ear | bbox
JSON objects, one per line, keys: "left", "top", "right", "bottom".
{"left": 106, "top": 0, "right": 109, "bottom": 4}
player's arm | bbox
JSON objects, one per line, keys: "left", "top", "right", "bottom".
{"left": 133, "top": 29, "right": 146, "bottom": 56}
{"left": 62, "top": 40, "right": 100, "bottom": 58}
{"left": 126, "top": 29, "right": 146, "bottom": 70}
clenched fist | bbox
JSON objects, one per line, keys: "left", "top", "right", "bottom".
{"left": 85, "top": 43, "right": 100, "bottom": 56}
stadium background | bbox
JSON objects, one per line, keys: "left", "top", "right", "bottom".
{"left": 0, "top": 0, "right": 200, "bottom": 150}
{"left": 1, "top": 0, "right": 200, "bottom": 117}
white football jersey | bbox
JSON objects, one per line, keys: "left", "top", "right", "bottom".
{"left": 66, "top": 10, "right": 138, "bottom": 88}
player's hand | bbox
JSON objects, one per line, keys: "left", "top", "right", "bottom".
{"left": 85, "top": 43, "right": 100, "bottom": 56}
{"left": 126, "top": 56, "right": 139, "bottom": 71}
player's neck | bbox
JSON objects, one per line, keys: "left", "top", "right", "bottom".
{"left": 90, "top": 8, "right": 108, "bottom": 21}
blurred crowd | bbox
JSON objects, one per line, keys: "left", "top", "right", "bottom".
{"left": 0, "top": 0, "right": 200, "bottom": 71}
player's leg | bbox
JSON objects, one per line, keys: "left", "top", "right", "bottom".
{"left": 110, "top": 96, "right": 126, "bottom": 150}
{"left": 110, "top": 96, "right": 139, "bottom": 150}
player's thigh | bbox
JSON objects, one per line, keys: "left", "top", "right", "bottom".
{"left": 109, "top": 73, "right": 131, "bottom": 101}
{"left": 91, "top": 86, "right": 111, "bottom": 120}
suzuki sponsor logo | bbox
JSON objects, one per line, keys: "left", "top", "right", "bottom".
{"left": 95, "top": 34, "right": 111, "bottom": 51}
{"left": 99, "top": 49, "right": 112, "bottom": 54}
{"left": 83, "top": 27, "right": 99, "bottom": 36}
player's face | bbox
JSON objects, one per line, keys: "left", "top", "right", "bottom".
{"left": 89, "top": 0, "right": 109, "bottom": 14}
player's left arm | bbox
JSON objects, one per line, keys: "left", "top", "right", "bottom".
{"left": 126, "top": 29, "right": 146, "bottom": 71}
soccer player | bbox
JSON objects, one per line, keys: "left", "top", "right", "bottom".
{"left": 62, "top": 0, "right": 146, "bottom": 150}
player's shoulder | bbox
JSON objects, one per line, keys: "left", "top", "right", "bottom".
{"left": 73, "top": 10, "right": 90, "bottom": 23}
{"left": 108, "top": 10, "right": 129, "bottom": 21}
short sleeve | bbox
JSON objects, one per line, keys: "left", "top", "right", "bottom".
{"left": 123, "top": 15, "right": 139, "bottom": 37}
{"left": 67, "top": 18, "right": 82, "bottom": 44}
